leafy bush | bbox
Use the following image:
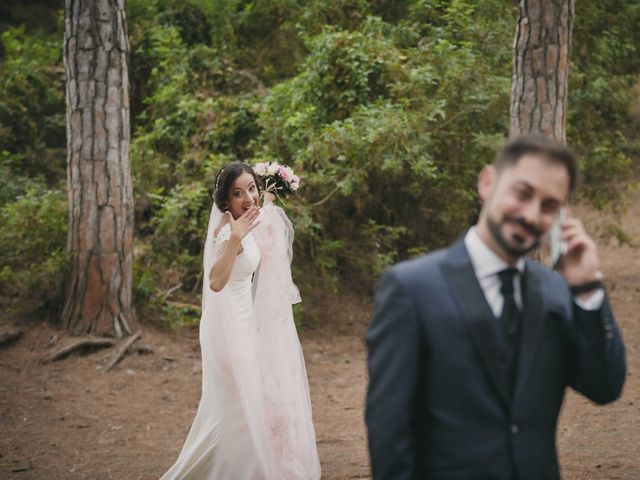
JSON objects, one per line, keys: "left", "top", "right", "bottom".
{"left": 568, "top": 0, "right": 640, "bottom": 208}
{"left": 150, "top": 182, "right": 211, "bottom": 268}
{"left": 0, "top": 187, "right": 67, "bottom": 319}
{"left": 0, "top": 25, "right": 65, "bottom": 184}
{"left": 256, "top": 11, "right": 512, "bottom": 285}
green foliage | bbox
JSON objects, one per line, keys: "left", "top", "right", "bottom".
{"left": 258, "top": 7, "right": 512, "bottom": 284}
{"left": 1, "top": 0, "right": 639, "bottom": 326}
{"left": 0, "top": 22, "right": 68, "bottom": 321}
{"left": 0, "top": 187, "right": 67, "bottom": 319}
{"left": 151, "top": 182, "right": 211, "bottom": 261}
{"left": 568, "top": 0, "right": 640, "bottom": 208}
{"left": 295, "top": 20, "right": 405, "bottom": 123}
{"left": 0, "top": 25, "right": 65, "bottom": 184}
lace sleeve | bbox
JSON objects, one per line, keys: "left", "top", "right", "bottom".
{"left": 214, "top": 223, "right": 232, "bottom": 255}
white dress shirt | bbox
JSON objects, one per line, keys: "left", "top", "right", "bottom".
{"left": 464, "top": 227, "right": 604, "bottom": 315}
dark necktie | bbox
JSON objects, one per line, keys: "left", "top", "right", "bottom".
{"left": 498, "top": 267, "right": 521, "bottom": 394}
{"left": 498, "top": 267, "right": 520, "bottom": 340}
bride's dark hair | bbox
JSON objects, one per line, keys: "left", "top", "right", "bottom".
{"left": 213, "top": 162, "right": 261, "bottom": 212}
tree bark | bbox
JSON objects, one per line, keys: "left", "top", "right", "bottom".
{"left": 62, "top": 0, "right": 135, "bottom": 336}
{"left": 510, "top": 0, "right": 574, "bottom": 142}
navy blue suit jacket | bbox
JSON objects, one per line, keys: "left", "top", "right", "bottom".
{"left": 365, "top": 238, "right": 626, "bottom": 480}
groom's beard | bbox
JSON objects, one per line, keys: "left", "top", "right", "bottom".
{"left": 487, "top": 214, "right": 542, "bottom": 259}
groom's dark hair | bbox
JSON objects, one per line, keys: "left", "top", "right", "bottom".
{"left": 214, "top": 162, "right": 261, "bottom": 212}
{"left": 496, "top": 135, "right": 578, "bottom": 193}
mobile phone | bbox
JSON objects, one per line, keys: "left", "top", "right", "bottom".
{"left": 550, "top": 207, "right": 567, "bottom": 269}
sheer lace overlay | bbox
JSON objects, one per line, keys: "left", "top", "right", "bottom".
{"left": 213, "top": 223, "right": 231, "bottom": 255}
{"left": 252, "top": 206, "right": 319, "bottom": 479}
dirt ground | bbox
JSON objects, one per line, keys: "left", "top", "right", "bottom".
{"left": 1, "top": 199, "right": 639, "bottom": 480}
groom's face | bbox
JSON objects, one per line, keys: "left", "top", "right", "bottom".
{"left": 478, "top": 154, "right": 569, "bottom": 261}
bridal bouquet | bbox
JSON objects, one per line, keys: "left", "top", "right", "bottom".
{"left": 253, "top": 161, "right": 300, "bottom": 203}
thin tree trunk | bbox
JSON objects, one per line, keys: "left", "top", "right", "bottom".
{"left": 62, "top": 0, "right": 135, "bottom": 336}
{"left": 510, "top": 0, "right": 574, "bottom": 142}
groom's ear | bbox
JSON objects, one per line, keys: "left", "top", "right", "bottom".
{"left": 477, "top": 165, "right": 495, "bottom": 202}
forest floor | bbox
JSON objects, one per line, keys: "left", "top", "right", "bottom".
{"left": 1, "top": 195, "right": 639, "bottom": 480}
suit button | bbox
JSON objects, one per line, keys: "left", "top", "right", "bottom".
{"left": 511, "top": 424, "right": 519, "bottom": 434}
{"left": 604, "top": 324, "right": 613, "bottom": 331}
{"left": 606, "top": 332, "right": 614, "bottom": 339}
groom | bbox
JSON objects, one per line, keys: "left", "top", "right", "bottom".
{"left": 365, "top": 135, "right": 626, "bottom": 480}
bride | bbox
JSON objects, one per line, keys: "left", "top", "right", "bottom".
{"left": 161, "top": 162, "right": 321, "bottom": 479}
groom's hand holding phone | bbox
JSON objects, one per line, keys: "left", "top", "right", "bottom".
{"left": 554, "top": 209, "right": 602, "bottom": 301}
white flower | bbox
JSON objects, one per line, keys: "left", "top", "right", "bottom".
{"left": 267, "top": 162, "right": 281, "bottom": 176}
{"left": 290, "top": 178, "right": 300, "bottom": 191}
{"left": 253, "top": 162, "right": 268, "bottom": 176}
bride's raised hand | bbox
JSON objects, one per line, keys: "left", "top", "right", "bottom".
{"left": 225, "top": 206, "right": 261, "bottom": 242}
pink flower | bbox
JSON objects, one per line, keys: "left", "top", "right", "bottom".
{"left": 278, "top": 165, "right": 294, "bottom": 182}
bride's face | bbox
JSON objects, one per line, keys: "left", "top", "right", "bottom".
{"left": 228, "top": 172, "right": 259, "bottom": 219}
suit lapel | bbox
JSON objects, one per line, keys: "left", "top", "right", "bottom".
{"left": 514, "top": 262, "right": 546, "bottom": 402}
{"left": 442, "top": 239, "right": 510, "bottom": 407}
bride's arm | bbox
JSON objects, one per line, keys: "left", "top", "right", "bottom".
{"left": 209, "top": 208, "right": 260, "bottom": 292}
{"left": 209, "top": 234, "right": 242, "bottom": 292}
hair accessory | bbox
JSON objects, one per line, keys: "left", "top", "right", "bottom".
{"left": 214, "top": 168, "right": 225, "bottom": 191}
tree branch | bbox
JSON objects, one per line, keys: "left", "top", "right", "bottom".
{"left": 41, "top": 337, "right": 115, "bottom": 363}
{"left": 102, "top": 330, "right": 142, "bottom": 372}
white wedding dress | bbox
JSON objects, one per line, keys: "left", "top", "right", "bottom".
{"left": 160, "top": 203, "right": 320, "bottom": 480}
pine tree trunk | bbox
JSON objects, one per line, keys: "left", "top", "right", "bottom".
{"left": 510, "top": 0, "right": 574, "bottom": 142}
{"left": 62, "top": 0, "right": 135, "bottom": 337}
